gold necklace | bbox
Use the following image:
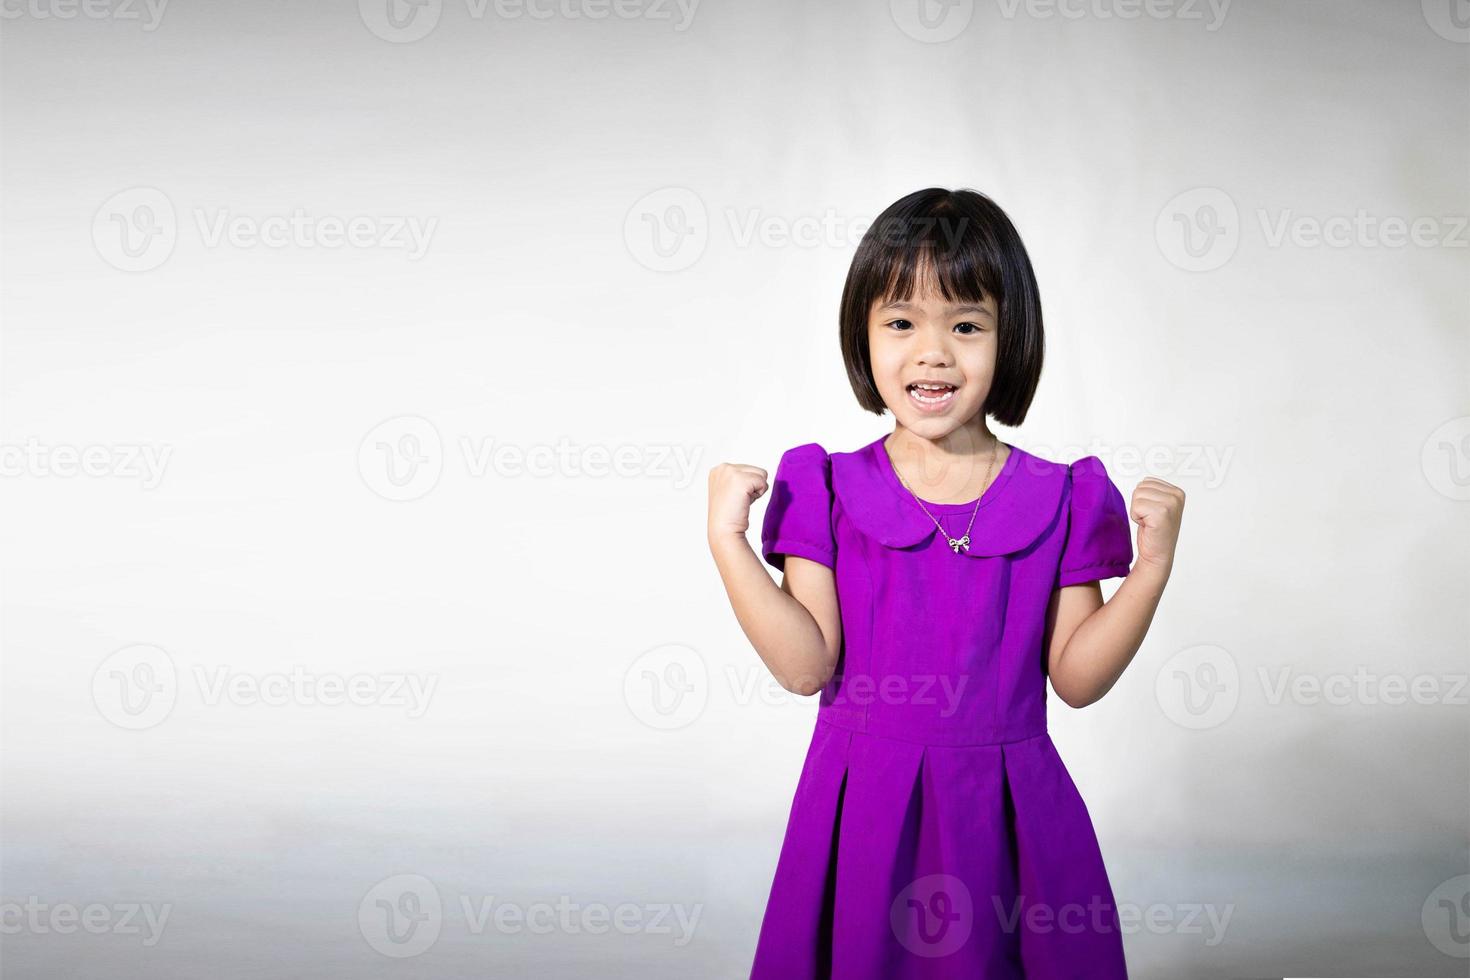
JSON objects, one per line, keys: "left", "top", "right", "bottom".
{"left": 886, "top": 439, "right": 1004, "bottom": 554}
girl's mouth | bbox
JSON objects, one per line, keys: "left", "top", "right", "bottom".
{"left": 907, "top": 382, "right": 958, "bottom": 412}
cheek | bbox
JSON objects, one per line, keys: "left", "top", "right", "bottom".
{"left": 964, "top": 348, "right": 998, "bottom": 382}
{"left": 867, "top": 336, "right": 904, "bottom": 385}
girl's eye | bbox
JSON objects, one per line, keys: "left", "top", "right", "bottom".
{"left": 884, "top": 319, "right": 986, "bottom": 334}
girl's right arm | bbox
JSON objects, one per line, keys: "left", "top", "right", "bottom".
{"left": 707, "top": 461, "right": 842, "bottom": 696}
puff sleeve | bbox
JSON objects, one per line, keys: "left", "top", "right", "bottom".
{"left": 1056, "top": 455, "right": 1134, "bottom": 588}
{"left": 760, "top": 442, "right": 836, "bottom": 572}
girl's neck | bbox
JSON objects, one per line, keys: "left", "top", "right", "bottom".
{"left": 884, "top": 423, "right": 1008, "bottom": 504}
{"left": 887, "top": 422, "right": 1003, "bottom": 463}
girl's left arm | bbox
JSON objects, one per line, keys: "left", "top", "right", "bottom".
{"left": 1044, "top": 476, "right": 1186, "bottom": 708}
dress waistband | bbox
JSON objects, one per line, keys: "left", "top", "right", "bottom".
{"left": 815, "top": 712, "right": 1049, "bottom": 748}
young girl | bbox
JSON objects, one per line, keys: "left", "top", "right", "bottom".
{"left": 707, "top": 187, "right": 1184, "bottom": 979}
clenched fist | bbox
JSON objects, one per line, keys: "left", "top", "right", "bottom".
{"left": 708, "top": 461, "right": 769, "bottom": 540}
{"left": 1129, "top": 476, "right": 1185, "bottom": 572}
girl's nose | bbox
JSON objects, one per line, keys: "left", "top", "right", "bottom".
{"left": 918, "top": 326, "right": 954, "bottom": 364}
{"left": 917, "top": 345, "right": 954, "bottom": 368}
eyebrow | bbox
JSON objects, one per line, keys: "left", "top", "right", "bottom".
{"left": 879, "top": 300, "right": 993, "bottom": 317}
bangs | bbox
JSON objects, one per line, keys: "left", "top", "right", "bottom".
{"left": 869, "top": 216, "right": 1002, "bottom": 311}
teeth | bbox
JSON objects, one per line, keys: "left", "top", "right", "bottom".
{"left": 912, "top": 383, "right": 955, "bottom": 391}
{"left": 909, "top": 387, "right": 955, "bottom": 405}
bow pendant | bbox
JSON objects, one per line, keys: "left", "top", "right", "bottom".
{"left": 948, "top": 534, "right": 971, "bottom": 554}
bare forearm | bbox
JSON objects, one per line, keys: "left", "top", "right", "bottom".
{"left": 1052, "top": 560, "right": 1171, "bottom": 707}
{"left": 708, "top": 532, "right": 835, "bottom": 695}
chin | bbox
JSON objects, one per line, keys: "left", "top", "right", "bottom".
{"left": 892, "top": 401, "right": 982, "bottom": 428}
{"left": 901, "top": 415, "right": 960, "bottom": 434}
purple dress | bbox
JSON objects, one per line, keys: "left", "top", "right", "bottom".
{"left": 749, "top": 434, "right": 1134, "bottom": 980}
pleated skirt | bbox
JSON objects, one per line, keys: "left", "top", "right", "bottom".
{"left": 749, "top": 719, "right": 1129, "bottom": 979}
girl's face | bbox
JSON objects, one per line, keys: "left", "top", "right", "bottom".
{"left": 866, "top": 277, "right": 1000, "bottom": 440}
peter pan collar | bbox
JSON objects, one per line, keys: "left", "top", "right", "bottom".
{"left": 829, "top": 435, "right": 1067, "bottom": 557}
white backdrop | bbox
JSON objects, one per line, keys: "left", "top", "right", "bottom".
{"left": 2, "top": 1, "right": 1467, "bottom": 977}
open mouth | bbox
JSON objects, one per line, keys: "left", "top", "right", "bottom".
{"left": 907, "top": 382, "right": 958, "bottom": 409}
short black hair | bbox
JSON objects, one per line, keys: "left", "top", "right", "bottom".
{"left": 839, "top": 187, "right": 1044, "bottom": 428}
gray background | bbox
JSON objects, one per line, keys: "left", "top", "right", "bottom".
{"left": 2, "top": 0, "right": 1467, "bottom": 977}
